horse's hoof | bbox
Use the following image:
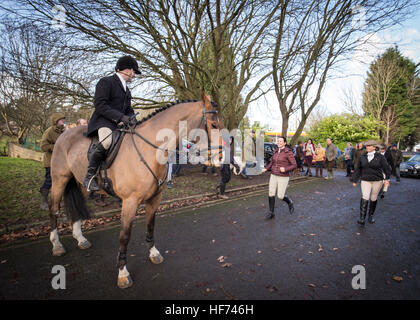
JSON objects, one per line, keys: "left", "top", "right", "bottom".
{"left": 117, "top": 275, "right": 133, "bottom": 289}
{"left": 150, "top": 254, "right": 164, "bottom": 264}
{"left": 78, "top": 240, "right": 92, "bottom": 250}
{"left": 52, "top": 246, "right": 66, "bottom": 256}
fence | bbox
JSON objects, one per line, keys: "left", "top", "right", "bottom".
{"left": 7, "top": 143, "right": 43, "bottom": 162}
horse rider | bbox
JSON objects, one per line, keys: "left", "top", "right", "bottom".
{"left": 84, "top": 55, "right": 140, "bottom": 191}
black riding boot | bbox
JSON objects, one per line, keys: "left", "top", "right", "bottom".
{"left": 40, "top": 188, "right": 49, "bottom": 211}
{"left": 358, "top": 198, "right": 369, "bottom": 225}
{"left": 283, "top": 195, "right": 294, "bottom": 214}
{"left": 265, "top": 196, "right": 275, "bottom": 220}
{"left": 368, "top": 200, "right": 377, "bottom": 224}
{"left": 83, "top": 143, "right": 107, "bottom": 191}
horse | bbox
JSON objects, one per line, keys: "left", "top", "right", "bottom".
{"left": 49, "top": 92, "right": 222, "bottom": 288}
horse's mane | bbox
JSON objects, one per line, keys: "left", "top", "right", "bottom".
{"left": 136, "top": 100, "right": 198, "bottom": 125}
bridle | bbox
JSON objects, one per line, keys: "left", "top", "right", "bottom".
{"left": 119, "top": 101, "right": 223, "bottom": 196}
{"left": 194, "top": 102, "right": 223, "bottom": 164}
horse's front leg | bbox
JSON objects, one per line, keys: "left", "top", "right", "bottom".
{"left": 145, "top": 191, "right": 164, "bottom": 264}
{"left": 117, "top": 196, "right": 140, "bottom": 289}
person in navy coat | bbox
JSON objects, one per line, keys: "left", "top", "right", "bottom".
{"left": 84, "top": 56, "right": 141, "bottom": 191}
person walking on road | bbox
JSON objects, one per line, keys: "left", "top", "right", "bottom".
{"left": 39, "top": 113, "right": 66, "bottom": 210}
{"left": 325, "top": 138, "right": 337, "bottom": 180}
{"left": 303, "top": 138, "right": 315, "bottom": 176}
{"left": 261, "top": 136, "right": 297, "bottom": 220}
{"left": 344, "top": 142, "right": 354, "bottom": 177}
{"left": 216, "top": 136, "right": 240, "bottom": 199}
{"left": 315, "top": 143, "right": 325, "bottom": 178}
{"left": 294, "top": 141, "right": 304, "bottom": 175}
{"left": 389, "top": 143, "right": 403, "bottom": 184}
{"left": 352, "top": 142, "right": 366, "bottom": 173}
{"left": 352, "top": 140, "right": 391, "bottom": 225}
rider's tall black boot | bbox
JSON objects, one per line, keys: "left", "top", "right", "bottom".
{"left": 358, "top": 198, "right": 369, "bottom": 225}
{"left": 83, "top": 143, "right": 107, "bottom": 191}
{"left": 283, "top": 195, "right": 294, "bottom": 214}
{"left": 265, "top": 196, "right": 275, "bottom": 220}
{"left": 368, "top": 200, "right": 377, "bottom": 224}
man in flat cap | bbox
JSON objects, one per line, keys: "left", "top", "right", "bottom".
{"left": 84, "top": 55, "right": 141, "bottom": 191}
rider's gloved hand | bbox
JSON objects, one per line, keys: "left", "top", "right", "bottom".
{"left": 118, "top": 115, "right": 137, "bottom": 127}
{"left": 118, "top": 115, "right": 130, "bottom": 127}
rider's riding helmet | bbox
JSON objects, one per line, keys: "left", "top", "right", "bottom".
{"left": 115, "top": 55, "right": 141, "bottom": 75}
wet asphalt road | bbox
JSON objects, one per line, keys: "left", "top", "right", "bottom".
{"left": 0, "top": 172, "right": 419, "bottom": 300}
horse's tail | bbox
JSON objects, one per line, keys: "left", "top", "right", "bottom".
{"left": 64, "top": 176, "right": 90, "bottom": 222}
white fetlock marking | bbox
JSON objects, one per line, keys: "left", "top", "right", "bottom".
{"left": 72, "top": 220, "right": 87, "bottom": 245}
{"left": 50, "top": 229, "right": 63, "bottom": 249}
{"left": 118, "top": 265, "right": 130, "bottom": 278}
{"left": 149, "top": 246, "right": 161, "bottom": 258}
{"left": 52, "top": 210, "right": 60, "bottom": 216}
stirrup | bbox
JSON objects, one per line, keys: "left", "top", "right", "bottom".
{"left": 85, "top": 175, "right": 99, "bottom": 192}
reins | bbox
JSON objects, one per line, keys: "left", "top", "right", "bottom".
{"left": 118, "top": 102, "right": 223, "bottom": 196}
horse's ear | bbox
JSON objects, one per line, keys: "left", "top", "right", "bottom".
{"left": 201, "top": 90, "right": 212, "bottom": 110}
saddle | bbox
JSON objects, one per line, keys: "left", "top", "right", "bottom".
{"left": 84, "top": 129, "right": 126, "bottom": 197}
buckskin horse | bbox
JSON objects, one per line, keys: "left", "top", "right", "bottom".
{"left": 49, "top": 92, "right": 222, "bottom": 288}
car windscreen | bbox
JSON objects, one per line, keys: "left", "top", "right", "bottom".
{"left": 408, "top": 154, "right": 420, "bottom": 162}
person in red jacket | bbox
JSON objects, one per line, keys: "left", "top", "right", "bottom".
{"left": 262, "top": 136, "right": 297, "bottom": 220}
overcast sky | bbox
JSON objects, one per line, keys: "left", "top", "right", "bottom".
{"left": 247, "top": 13, "right": 420, "bottom": 132}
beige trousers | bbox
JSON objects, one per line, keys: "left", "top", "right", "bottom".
{"left": 361, "top": 180, "right": 383, "bottom": 201}
{"left": 98, "top": 127, "right": 113, "bottom": 150}
{"left": 268, "top": 175, "right": 290, "bottom": 199}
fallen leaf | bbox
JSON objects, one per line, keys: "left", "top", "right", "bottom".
{"left": 333, "top": 248, "right": 339, "bottom": 251}
{"left": 340, "top": 271, "right": 345, "bottom": 275}
{"left": 217, "top": 256, "right": 226, "bottom": 263}
{"left": 308, "top": 283, "right": 316, "bottom": 288}
{"left": 392, "top": 276, "right": 403, "bottom": 282}
{"left": 297, "top": 258, "right": 303, "bottom": 263}
{"left": 205, "top": 288, "right": 211, "bottom": 293}
{"left": 308, "top": 251, "right": 313, "bottom": 254}
{"left": 221, "top": 263, "right": 232, "bottom": 268}
{"left": 267, "top": 285, "right": 278, "bottom": 292}
{"left": 309, "top": 233, "right": 316, "bottom": 236}
{"left": 257, "top": 250, "right": 262, "bottom": 254}
{"left": 1, "top": 260, "right": 6, "bottom": 264}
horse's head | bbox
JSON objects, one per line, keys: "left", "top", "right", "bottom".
{"left": 191, "top": 91, "right": 223, "bottom": 167}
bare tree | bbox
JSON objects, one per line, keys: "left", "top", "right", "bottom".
{"left": 0, "top": 20, "right": 96, "bottom": 142}
{"left": 272, "top": 0, "right": 415, "bottom": 146}
{"left": 362, "top": 52, "right": 403, "bottom": 141}
{"left": 341, "top": 86, "right": 363, "bottom": 116}
{"left": 9, "top": 0, "right": 279, "bottom": 129}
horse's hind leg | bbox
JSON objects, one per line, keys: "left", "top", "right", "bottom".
{"left": 145, "top": 191, "right": 164, "bottom": 264}
{"left": 49, "top": 174, "right": 69, "bottom": 256}
{"left": 117, "top": 196, "right": 140, "bottom": 289}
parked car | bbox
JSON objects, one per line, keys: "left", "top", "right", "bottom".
{"left": 264, "top": 142, "right": 278, "bottom": 167}
{"left": 400, "top": 153, "right": 420, "bottom": 178}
